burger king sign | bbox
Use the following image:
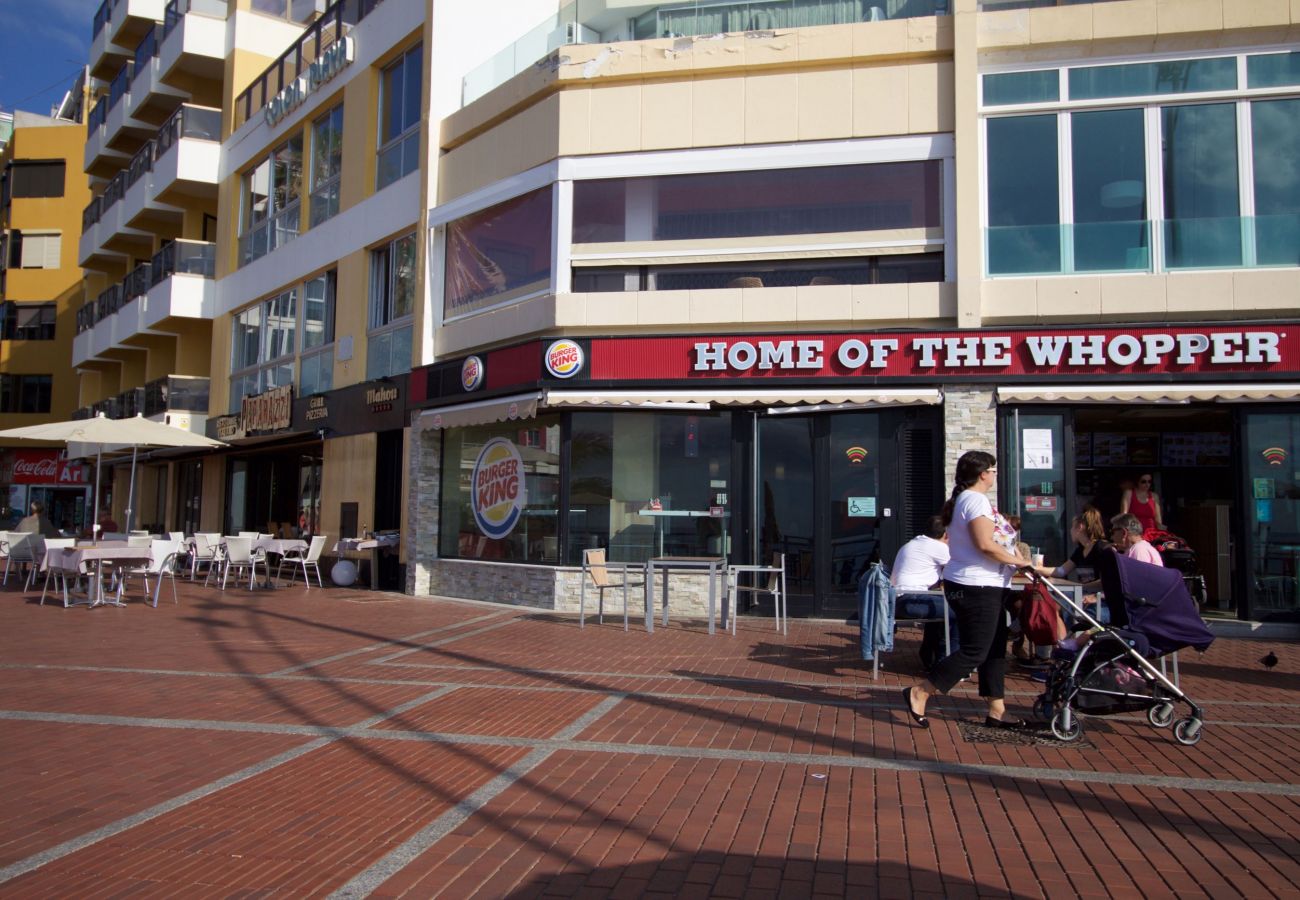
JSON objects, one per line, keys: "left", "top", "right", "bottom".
{"left": 545, "top": 339, "right": 584, "bottom": 378}
{"left": 471, "top": 438, "right": 525, "bottom": 539}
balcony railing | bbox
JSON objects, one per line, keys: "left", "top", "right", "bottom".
{"left": 144, "top": 374, "right": 211, "bottom": 416}
{"left": 151, "top": 239, "right": 216, "bottom": 284}
{"left": 162, "top": 0, "right": 228, "bottom": 40}
{"left": 123, "top": 260, "right": 152, "bottom": 302}
{"left": 126, "top": 139, "right": 155, "bottom": 188}
{"left": 155, "top": 103, "right": 221, "bottom": 157}
{"left": 76, "top": 302, "right": 97, "bottom": 334}
{"left": 96, "top": 283, "right": 125, "bottom": 322}
{"left": 234, "top": 0, "right": 384, "bottom": 129}
{"left": 108, "top": 61, "right": 134, "bottom": 111}
{"left": 462, "top": 0, "right": 950, "bottom": 106}
{"left": 93, "top": 0, "right": 112, "bottom": 39}
{"left": 131, "top": 24, "right": 159, "bottom": 82}
{"left": 88, "top": 95, "right": 108, "bottom": 132}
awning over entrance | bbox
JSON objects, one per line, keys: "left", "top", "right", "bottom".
{"left": 418, "top": 388, "right": 943, "bottom": 428}
{"left": 998, "top": 384, "right": 1300, "bottom": 404}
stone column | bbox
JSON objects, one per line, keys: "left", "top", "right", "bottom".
{"left": 406, "top": 423, "right": 440, "bottom": 596}
{"left": 942, "top": 385, "right": 998, "bottom": 484}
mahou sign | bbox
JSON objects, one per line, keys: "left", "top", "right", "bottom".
{"left": 585, "top": 325, "right": 1299, "bottom": 380}
{"left": 10, "top": 450, "right": 88, "bottom": 485}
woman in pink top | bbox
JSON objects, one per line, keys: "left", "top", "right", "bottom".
{"left": 1121, "top": 472, "right": 1163, "bottom": 534}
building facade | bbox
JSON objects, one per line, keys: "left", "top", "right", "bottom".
{"left": 408, "top": 0, "right": 1300, "bottom": 622}
{"left": 0, "top": 87, "right": 94, "bottom": 531}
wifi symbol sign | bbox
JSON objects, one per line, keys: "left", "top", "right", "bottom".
{"left": 1263, "top": 447, "right": 1287, "bottom": 466}
{"left": 845, "top": 446, "right": 869, "bottom": 464}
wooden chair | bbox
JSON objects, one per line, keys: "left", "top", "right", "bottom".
{"left": 580, "top": 548, "right": 645, "bottom": 631}
{"left": 726, "top": 552, "right": 787, "bottom": 635}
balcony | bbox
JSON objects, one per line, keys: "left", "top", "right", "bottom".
{"left": 159, "top": 0, "right": 227, "bottom": 85}
{"left": 90, "top": 0, "right": 133, "bottom": 80}
{"left": 106, "top": 0, "right": 169, "bottom": 59}
{"left": 461, "top": 0, "right": 950, "bottom": 106}
{"left": 72, "top": 240, "right": 216, "bottom": 367}
{"left": 79, "top": 106, "right": 220, "bottom": 268}
{"left": 127, "top": 24, "right": 187, "bottom": 122}
{"left": 144, "top": 374, "right": 211, "bottom": 416}
{"left": 104, "top": 60, "right": 158, "bottom": 152}
{"left": 84, "top": 95, "right": 131, "bottom": 179}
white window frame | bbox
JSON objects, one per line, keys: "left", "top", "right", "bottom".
{"left": 376, "top": 44, "right": 422, "bottom": 191}
{"left": 229, "top": 287, "right": 299, "bottom": 413}
{"left": 18, "top": 231, "right": 60, "bottom": 269}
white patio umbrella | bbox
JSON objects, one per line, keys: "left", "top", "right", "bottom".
{"left": 0, "top": 413, "right": 225, "bottom": 536}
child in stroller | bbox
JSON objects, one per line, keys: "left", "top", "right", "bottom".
{"left": 1031, "top": 547, "right": 1215, "bottom": 746}
{"left": 1144, "top": 527, "right": 1208, "bottom": 607}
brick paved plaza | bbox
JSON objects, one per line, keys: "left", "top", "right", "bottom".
{"left": 0, "top": 576, "right": 1297, "bottom": 898}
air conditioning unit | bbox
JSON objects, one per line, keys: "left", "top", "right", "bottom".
{"left": 547, "top": 21, "right": 596, "bottom": 52}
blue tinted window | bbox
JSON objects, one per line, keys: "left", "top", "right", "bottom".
{"left": 1161, "top": 103, "right": 1240, "bottom": 268}
{"left": 1247, "top": 52, "right": 1300, "bottom": 88}
{"left": 1070, "top": 58, "right": 1236, "bottom": 100}
{"left": 986, "top": 115, "right": 1060, "bottom": 274}
{"left": 1252, "top": 99, "right": 1300, "bottom": 266}
{"left": 984, "top": 70, "right": 1059, "bottom": 106}
{"left": 1072, "top": 109, "right": 1149, "bottom": 272}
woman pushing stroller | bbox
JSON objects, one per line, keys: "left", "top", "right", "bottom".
{"left": 903, "top": 450, "right": 1035, "bottom": 730}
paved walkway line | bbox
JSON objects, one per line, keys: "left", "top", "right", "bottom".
{"left": 0, "top": 685, "right": 457, "bottom": 887}
{"left": 269, "top": 611, "right": 515, "bottom": 675}
{"left": 368, "top": 619, "right": 524, "bottom": 664}
{"left": 327, "top": 695, "right": 626, "bottom": 899}
{"left": 4, "top": 707, "right": 1297, "bottom": 798}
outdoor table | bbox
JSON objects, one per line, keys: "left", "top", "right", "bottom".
{"left": 644, "top": 556, "right": 727, "bottom": 635}
{"left": 333, "top": 534, "right": 399, "bottom": 590}
{"left": 45, "top": 542, "right": 152, "bottom": 608}
{"left": 249, "top": 538, "right": 308, "bottom": 588}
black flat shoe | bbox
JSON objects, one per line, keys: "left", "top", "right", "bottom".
{"left": 903, "top": 687, "right": 929, "bottom": 729}
{"left": 984, "top": 716, "right": 1027, "bottom": 730}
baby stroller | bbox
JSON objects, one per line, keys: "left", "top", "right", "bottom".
{"left": 1145, "top": 528, "right": 1208, "bottom": 607}
{"left": 1030, "top": 548, "right": 1215, "bottom": 746}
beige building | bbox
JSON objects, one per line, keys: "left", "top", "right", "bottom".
{"left": 0, "top": 86, "right": 93, "bottom": 530}
{"left": 409, "top": 0, "right": 1300, "bottom": 622}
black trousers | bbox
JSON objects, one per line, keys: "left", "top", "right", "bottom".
{"left": 930, "top": 580, "right": 1010, "bottom": 698}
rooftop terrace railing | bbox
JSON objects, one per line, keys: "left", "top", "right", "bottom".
{"left": 163, "top": 0, "right": 228, "bottom": 40}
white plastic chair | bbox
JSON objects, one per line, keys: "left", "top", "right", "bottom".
{"left": 3, "top": 532, "right": 42, "bottom": 589}
{"left": 116, "top": 539, "right": 183, "bottom": 604}
{"left": 238, "top": 531, "right": 260, "bottom": 539}
{"left": 189, "top": 533, "right": 220, "bottom": 581}
{"left": 579, "top": 548, "right": 645, "bottom": 631}
{"left": 40, "top": 538, "right": 78, "bottom": 606}
{"left": 276, "top": 535, "right": 327, "bottom": 588}
{"left": 168, "top": 531, "right": 184, "bottom": 544}
{"left": 207, "top": 536, "right": 265, "bottom": 590}
{"left": 127, "top": 535, "right": 153, "bottom": 548}
{"left": 726, "top": 552, "right": 787, "bottom": 635}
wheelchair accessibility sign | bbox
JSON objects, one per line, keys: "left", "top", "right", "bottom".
{"left": 847, "top": 497, "right": 877, "bottom": 517}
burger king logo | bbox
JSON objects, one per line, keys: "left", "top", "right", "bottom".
{"left": 545, "top": 339, "right": 583, "bottom": 379}
{"left": 461, "top": 355, "right": 484, "bottom": 392}
{"left": 471, "top": 438, "right": 525, "bottom": 539}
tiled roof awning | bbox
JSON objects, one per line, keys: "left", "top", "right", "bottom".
{"left": 997, "top": 384, "right": 1300, "bottom": 404}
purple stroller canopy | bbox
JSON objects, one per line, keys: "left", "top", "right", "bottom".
{"left": 1097, "top": 549, "right": 1215, "bottom": 655}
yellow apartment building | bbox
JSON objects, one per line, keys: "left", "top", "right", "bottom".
{"left": 0, "top": 88, "right": 93, "bottom": 532}
{"left": 408, "top": 0, "right": 1300, "bottom": 623}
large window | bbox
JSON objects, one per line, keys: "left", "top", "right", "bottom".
{"left": 367, "top": 232, "right": 416, "bottom": 379}
{"left": 983, "top": 50, "right": 1300, "bottom": 274}
{"left": 229, "top": 289, "right": 297, "bottom": 413}
{"left": 1, "top": 302, "right": 56, "bottom": 340}
{"left": 377, "top": 44, "right": 422, "bottom": 190}
{"left": 439, "top": 418, "right": 562, "bottom": 563}
{"left": 0, "top": 374, "right": 52, "bottom": 413}
{"left": 7, "top": 231, "right": 61, "bottom": 270}
{"left": 300, "top": 269, "right": 335, "bottom": 396}
{"left": 309, "top": 105, "right": 343, "bottom": 228}
{"left": 9, "top": 161, "right": 65, "bottom": 199}
{"left": 239, "top": 135, "right": 303, "bottom": 266}
{"left": 445, "top": 186, "right": 553, "bottom": 316}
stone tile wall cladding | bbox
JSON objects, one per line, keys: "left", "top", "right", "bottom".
{"left": 407, "top": 422, "right": 720, "bottom": 618}
{"left": 942, "top": 386, "right": 998, "bottom": 481}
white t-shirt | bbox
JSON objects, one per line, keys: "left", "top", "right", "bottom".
{"left": 891, "top": 535, "right": 950, "bottom": 591}
{"left": 944, "top": 490, "right": 1017, "bottom": 588}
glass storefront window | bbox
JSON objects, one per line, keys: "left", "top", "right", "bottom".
{"left": 1161, "top": 103, "right": 1241, "bottom": 269}
{"left": 1071, "top": 108, "right": 1149, "bottom": 272}
{"left": 1245, "top": 411, "right": 1300, "bottom": 619}
{"left": 986, "top": 115, "right": 1060, "bottom": 274}
{"left": 568, "top": 411, "right": 732, "bottom": 565}
{"left": 439, "top": 417, "right": 562, "bottom": 563}
{"left": 445, "top": 186, "right": 553, "bottom": 317}
{"left": 1001, "top": 411, "right": 1068, "bottom": 566}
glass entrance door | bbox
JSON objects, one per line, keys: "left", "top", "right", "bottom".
{"left": 1244, "top": 410, "right": 1300, "bottom": 621}
{"left": 757, "top": 410, "right": 936, "bottom": 617}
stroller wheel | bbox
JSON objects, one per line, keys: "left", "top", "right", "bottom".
{"left": 1173, "top": 718, "right": 1204, "bottom": 746}
{"left": 1032, "top": 698, "right": 1050, "bottom": 721}
{"left": 1148, "top": 702, "right": 1175, "bottom": 728}
{"left": 1051, "top": 709, "right": 1082, "bottom": 742}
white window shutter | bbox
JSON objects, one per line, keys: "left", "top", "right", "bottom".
{"left": 42, "top": 233, "right": 60, "bottom": 269}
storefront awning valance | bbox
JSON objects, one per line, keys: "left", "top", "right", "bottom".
{"left": 546, "top": 388, "right": 942, "bottom": 409}
{"left": 997, "top": 384, "right": 1300, "bottom": 404}
{"left": 415, "top": 392, "right": 542, "bottom": 430}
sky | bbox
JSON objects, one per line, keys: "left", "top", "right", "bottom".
{"left": 0, "top": 0, "right": 98, "bottom": 117}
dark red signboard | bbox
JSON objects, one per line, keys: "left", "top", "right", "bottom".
{"left": 587, "top": 324, "right": 1299, "bottom": 381}
{"left": 9, "top": 450, "right": 88, "bottom": 485}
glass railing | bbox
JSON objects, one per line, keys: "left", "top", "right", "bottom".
{"left": 82, "top": 197, "right": 102, "bottom": 231}
{"left": 144, "top": 374, "right": 210, "bottom": 414}
{"left": 88, "top": 96, "right": 108, "bottom": 133}
{"left": 108, "top": 62, "right": 134, "bottom": 111}
{"left": 93, "top": 0, "right": 112, "bottom": 39}
{"left": 150, "top": 239, "right": 216, "bottom": 284}
{"left": 127, "top": 140, "right": 155, "bottom": 188}
{"left": 234, "top": 0, "right": 385, "bottom": 129}
{"left": 163, "top": 0, "right": 228, "bottom": 40}
{"left": 76, "top": 303, "right": 97, "bottom": 334}
{"left": 132, "top": 25, "right": 159, "bottom": 83}
{"left": 462, "top": 0, "right": 950, "bottom": 106}
{"left": 155, "top": 104, "right": 221, "bottom": 158}
{"left": 979, "top": 0, "right": 1126, "bottom": 9}
{"left": 118, "top": 386, "right": 146, "bottom": 418}
{"left": 96, "top": 283, "right": 125, "bottom": 322}
{"left": 123, "top": 261, "right": 153, "bottom": 302}
{"left": 986, "top": 216, "right": 1300, "bottom": 275}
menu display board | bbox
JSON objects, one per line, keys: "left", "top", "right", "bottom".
{"left": 1074, "top": 432, "right": 1092, "bottom": 468}
{"left": 1162, "top": 432, "right": 1231, "bottom": 467}
{"left": 1091, "top": 433, "right": 1128, "bottom": 468}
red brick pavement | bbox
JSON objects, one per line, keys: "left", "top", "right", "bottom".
{"left": 1, "top": 576, "right": 1299, "bottom": 898}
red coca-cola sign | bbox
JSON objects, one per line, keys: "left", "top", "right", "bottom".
{"left": 10, "top": 451, "right": 88, "bottom": 485}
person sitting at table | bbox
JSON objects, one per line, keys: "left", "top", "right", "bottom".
{"left": 16, "top": 500, "right": 60, "bottom": 538}
{"left": 890, "top": 514, "right": 953, "bottom": 670}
